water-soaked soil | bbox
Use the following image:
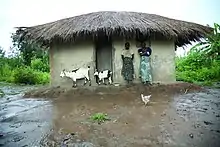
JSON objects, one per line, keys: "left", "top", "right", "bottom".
{"left": 0, "top": 83, "right": 53, "bottom": 147}
{"left": 1, "top": 83, "right": 220, "bottom": 147}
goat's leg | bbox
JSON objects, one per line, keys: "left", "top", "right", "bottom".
{"left": 85, "top": 74, "right": 91, "bottom": 86}
{"left": 109, "top": 77, "right": 112, "bottom": 84}
{"left": 83, "top": 77, "right": 87, "bottom": 85}
{"left": 72, "top": 79, "right": 77, "bottom": 88}
{"left": 98, "top": 78, "right": 101, "bottom": 85}
{"left": 72, "top": 80, "right": 74, "bottom": 87}
{"left": 89, "top": 79, "right": 91, "bottom": 86}
{"left": 102, "top": 78, "right": 106, "bottom": 85}
{"left": 88, "top": 77, "right": 91, "bottom": 86}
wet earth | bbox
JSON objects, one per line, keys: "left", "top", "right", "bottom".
{"left": 0, "top": 83, "right": 220, "bottom": 147}
{"left": 0, "top": 83, "right": 53, "bottom": 147}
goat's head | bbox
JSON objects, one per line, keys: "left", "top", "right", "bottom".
{"left": 94, "top": 69, "right": 99, "bottom": 76}
{"left": 108, "top": 70, "right": 112, "bottom": 75}
{"left": 60, "top": 69, "right": 66, "bottom": 78}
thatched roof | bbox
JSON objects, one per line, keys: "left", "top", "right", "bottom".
{"left": 17, "top": 11, "right": 212, "bottom": 47}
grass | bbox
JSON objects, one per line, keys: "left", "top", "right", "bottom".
{"left": 90, "top": 113, "right": 111, "bottom": 124}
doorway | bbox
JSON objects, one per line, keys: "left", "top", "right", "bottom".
{"left": 95, "top": 37, "right": 113, "bottom": 73}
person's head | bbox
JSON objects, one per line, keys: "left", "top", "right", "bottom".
{"left": 141, "top": 42, "right": 146, "bottom": 48}
{"left": 125, "top": 42, "right": 130, "bottom": 50}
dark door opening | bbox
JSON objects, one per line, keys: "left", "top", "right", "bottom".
{"left": 95, "top": 37, "right": 113, "bottom": 73}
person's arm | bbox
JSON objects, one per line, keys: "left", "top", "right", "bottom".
{"left": 138, "top": 48, "right": 144, "bottom": 56}
{"left": 121, "top": 55, "right": 124, "bottom": 60}
{"left": 131, "top": 53, "right": 134, "bottom": 60}
{"left": 121, "top": 50, "right": 124, "bottom": 60}
{"left": 147, "top": 47, "right": 152, "bottom": 56}
{"left": 146, "top": 51, "right": 150, "bottom": 56}
{"left": 138, "top": 48, "right": 142, "bottom": 54}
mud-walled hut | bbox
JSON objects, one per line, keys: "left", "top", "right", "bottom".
{"left": 17, "top": 11, "right": 212, "bottom": 87}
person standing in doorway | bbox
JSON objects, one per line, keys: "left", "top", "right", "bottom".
{"left": 121, "top": 42, "right": 135, "bottom": 84}
{"left": 138, "top": 42, "right": 152, "bottom": 85}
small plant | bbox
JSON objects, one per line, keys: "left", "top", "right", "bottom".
{"left": 90, "top": 113, "right": 110, "bottom": 124}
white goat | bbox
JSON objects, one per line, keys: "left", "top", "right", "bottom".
{"left": 60, "top": 66, "right": 91, "bottom": 87}
{"left": 94, "top": 69, "right": 112, "bottom": 85}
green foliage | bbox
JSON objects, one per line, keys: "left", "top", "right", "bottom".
{"left": 31, "top": 58, "right": 49, "bottom": 72}
{"left": 90, "top": 113, "right": 110, "bottom": 124}
{"left": 13, "top": 67, "right": 49, "bottom": 85}
{"left": 0, "top": 46, "right": 5, "bottom": 57}
{"left": 176, "top": 59, "right": 220, "bottom": 83}
{"left": 0, "top": 55, "right": 50, "bottom": 85}
{"left": 176, "top": 23, "right": 220, "bottom": 85}
{"left": 0, "top": 29, "right": 50, "bottom": 85}
{"left": 202, "top": 23, "right": 220, "bottom": 59}
{"left": 0, "top": 63, "right": 14, "bottom": 83}
{"left": 11, "top": 28, "right": 49, "bottom": 66}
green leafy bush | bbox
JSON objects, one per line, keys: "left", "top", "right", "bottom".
{"left": 0, "top": 45, "right": 50, "bottom": 85}
{"left": 176, "top": 53, "right": 220, "bottom": 84}
{"left": 176, "top": 23, "right": 220, "bottom": 85}
{"left": 0, "top": 63, "right": 14, "bottom": 82}
{"left": 31, "top": 58, "right": 49, "bottom": 72}
{"left": 35, "top": 71, "right": 50, "bottom": 84}
{"left": 13, "top": 67, "right": 50, "bottom": 85}
{"left": 13, "top": 67, "right": 38, "bottom": 85}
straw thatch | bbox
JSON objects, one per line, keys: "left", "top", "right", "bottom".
{"left": 17, "top": 11, "right": 212, "bottom": 47}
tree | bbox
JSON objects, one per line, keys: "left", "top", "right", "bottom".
{"left": 190, "top": 23, "right": 220, "bottom": 60}
{"left": 0, "top": 46, "right": 5, "bottom": 58}
{"left": 11, "top": 28, "right": 49, "bottom": 66}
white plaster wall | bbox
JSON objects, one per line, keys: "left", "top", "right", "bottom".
{"left": 50, "top": 41, "right": 95, "bottom": 87}
{"left": 113, "top": 39, "right": 176, "bottom": 84}
{"left": 151, "top": 40, "right": 176, "bottom": 83}
{"left": 50, "top": 39, "right": 176, "bottom": 87}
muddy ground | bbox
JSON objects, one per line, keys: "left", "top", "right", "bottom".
{"left": 1, "top": 83, "right": 220, "bottom": 147}
{"left": 23, "top": 82, "right": 203, "bottom": 99}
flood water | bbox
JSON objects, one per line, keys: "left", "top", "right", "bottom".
{"left": 0, "top": 83, "right": 53, "bottom": 147}
{"left": 0, "top": 83, "right": 220, "bottom": 147}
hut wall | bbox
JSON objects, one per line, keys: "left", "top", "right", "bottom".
{"left": 50, "top": 39, "right": 176, "bottom": 87}
{"left": 112, "top": 39, "right": 176, "bottom": 84}
{"left": 150, "top": 40, "right": 176, "bottom": 83}
{"left": 50, "top": 41, "right": 96, "bottom": 87}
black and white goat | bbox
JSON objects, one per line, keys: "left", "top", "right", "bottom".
{"left": 60, "top": 66, "right": 91, "bottom": 87}
{"left": 94, "top": 69, "right": 112, "bottom": 85}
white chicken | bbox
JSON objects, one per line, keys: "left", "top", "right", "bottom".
{"left": 141, "top": 94, "right": 151, "bottom": 105}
